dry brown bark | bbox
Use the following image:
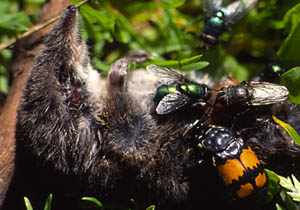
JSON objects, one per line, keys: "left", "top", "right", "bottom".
{"left": 0, "top": 0, "right": 70, "bottom": 206}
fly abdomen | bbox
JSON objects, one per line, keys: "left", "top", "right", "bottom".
{"left": 180, "top": 82, "right": 211, "bottom": 100}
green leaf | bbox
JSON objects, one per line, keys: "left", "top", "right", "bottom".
{"left": 288, "top": 192, "right": 300, "bottom": 202}
{"left": 272, "top": 115, "right": 300, "bottom": 146}
{"left": 44, "top": 194, "right": 52, "bottom": 210}
{"left": 0, "top": 12, "right": 31, "bottom": 33}
{"left": 181, "top": 61, "right": 209, "bottom": 72}
{"left": 163, "top": 10, "right": 184, "bottom": 50}
{"left": 130, "top": 198, "right": 136, "bottom": 203}
{"left": 277, "top": 4, "right": 300, "bottom": 62}
{"left": 264, "top": 169, "right": 300, "bottom": 208}
{"left": 147, "top": 55, "right": 204, "bottom": 69}
{"left": 145, "top": 205, "right": 155, "bottom": 210}
{"left": 280, "top": 67, "right": 300, "bottom": 104}
{"left": 278, "top": 174, "right": 300, "bottom": 205}
{"left": 124, "top": 2, "right": 159, "bottom": 13}
{"left": 93, "top": 57, "right": 110, "bottom": 72}
{"left": 265, "top": 169, "right": 281, "bottom": 203}
{"left": 161, "top": 0, "right": 186, "bottom": 9}
{"left": 82, "top": 197, "right": 104, "bottom": 210}
{"left": 276, "top": 203, "right": 286, "bottom": 210}
{"left": 220, "top": 55, "right": 249, "bottom": 82}
{"left": 292, "top": 175, "right": 300, "bottom": 191}
{"left": 279, "top": 189, "right": 298, "bottom": 210}
{"left": 0, "top": 65, "right": 9, "bottom": 93}
{"left": 278, "top": 175, "right": 294, "bottom": 191}
{"left": 113, "top": 20, "right": 131, "bottom": 43}
{"left": 24, "top": 0, "right": 45, "bottom": 3}
{"left": 24, "top": 197, "right": 33, "bottom": 210}
{"left": 287, "top": 175, "right": 300, "bottom": 202}
{"left": 278, "top": 22, "right": 300, "bottom": 62}
{"left": 79, "top": 4, "right": 115, "bottom": 30}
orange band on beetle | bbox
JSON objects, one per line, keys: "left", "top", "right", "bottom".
{"left": 217, "top": 159, "right": 244, "bottom": 185}
{"left": 239, "top": 146, "right": 260, "bottom": 170}
{"left": 255, "top": 172, "right": 267, "bottom": 188}
{"left": 236, "top": 183, "right": 254, "bottom": 198}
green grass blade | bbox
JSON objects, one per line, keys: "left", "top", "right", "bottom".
{"left": 44, "top": 194, "right": 53, "bottom": 210}
{"left": 280, "top": 67, "right": 300, "bottom": 104}
{"left": 273, "top": 115, "right": 300, "bottom": 146}
{"left": 24, "top": 197, "right": 33, "bottom": 210}
{"left": 82, "top": 197, "right": 104, "bottom": 210}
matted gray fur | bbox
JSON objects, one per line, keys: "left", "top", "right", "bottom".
{"left": 12, "top": 4, "right": 300, "bottom": 210}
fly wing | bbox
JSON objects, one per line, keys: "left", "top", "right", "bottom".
{"left": 146, "top": 64, "right": 186, "bottom": 85}
{"left": 224, "top": 0, "right": 257, "bottom": 26}
{"left": 244, "top": 82, "right": 289, "bottom": 106}
{"left": 156, "top": 92, "right": 190, "bottom": 115}
{"left": 202, "top": 0, "right": 223, "bottom": 17}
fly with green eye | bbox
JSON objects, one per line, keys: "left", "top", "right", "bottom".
{"left": 262, "top": 62, "right": 286, "bottom": 82}
{"left": 147, "top": 64, "right": 212, "bottom": 115}
{"left": 201, "top": 0, "right": 257, "bottom": 49}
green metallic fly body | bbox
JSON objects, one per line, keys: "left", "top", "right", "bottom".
{"left": 262, "top": 62, "right": 286, "bottom": 82}
{"left": 154, "top": 82, "right": 210, "bottom": 103}
{"left": 201, "top": 0, "right": 258, "bottom": 49}
{"left": 147, "top": 65, "right": 212, "bottom": 115}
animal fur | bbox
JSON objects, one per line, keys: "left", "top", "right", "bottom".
{"left": 4, "top": 5, "right": 300, "bottom": 210}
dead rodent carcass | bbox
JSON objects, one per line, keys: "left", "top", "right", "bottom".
{"left": 5, "top": 4, "right": 300, "bottom": 210}
{"left": 8, "top": 5, "right": 202, "bottom": 210}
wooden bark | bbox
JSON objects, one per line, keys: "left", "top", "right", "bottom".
{"left": 0, "top": 0, "right": 70, "bottom": 206}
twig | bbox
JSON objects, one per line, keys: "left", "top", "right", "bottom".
{"left": 0, "top": 0, "right": 89, "bottom": 51}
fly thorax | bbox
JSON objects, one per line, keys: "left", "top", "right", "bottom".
{"left": 153, "top": 84, "right": 172, "bottom": 102}
{"left": 203, "top": 10, "right": 225, "bottom": 37}
{"left": 232, "top": 86, "right": 249, "bottom": 102}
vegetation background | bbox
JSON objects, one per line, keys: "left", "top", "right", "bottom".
{"left": 1, "top": 0, "right": 300, "bottom": 97}
{"left": 1, "top": 0, "right": 300, "bottom": 209}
